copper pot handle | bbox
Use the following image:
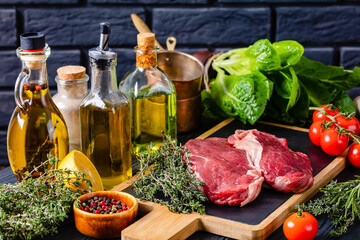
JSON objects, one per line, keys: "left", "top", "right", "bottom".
{"left": 166, "top": 37, "right": 176, "bottom": 51}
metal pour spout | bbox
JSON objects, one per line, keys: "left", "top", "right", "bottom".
{"left": 99, "top": 22, "right": 110, "bottom": 51}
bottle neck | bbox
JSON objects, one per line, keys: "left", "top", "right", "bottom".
{"left": 136, "top": 48, "right": 157, "bottom": 69}
{"left": 18, "top": 46, "right": 50, "bottom": 88}
{"left": 90, "top": 60, "right": 118, "bottom": 93}
{"left": 22, "top": 61, "right": 48, "bottom": 86}
{"left": 56, "top": 78, "right": 88, "bottom": 98}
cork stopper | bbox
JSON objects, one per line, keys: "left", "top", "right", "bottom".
{"left": 57, "top": 65, "right": 86, "bottom": 80}
{"left": 136, "top": 33, "right": 157, "bottom": 68}
{"left": 137, "top": 33, "right": 155, "bottom": 50}
{"left": 22, "top": 55, "right": 45, "bottom": 70}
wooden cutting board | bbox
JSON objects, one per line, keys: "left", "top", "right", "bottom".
{"left": 113, "top": 118, "right": 347, "bottom": 240}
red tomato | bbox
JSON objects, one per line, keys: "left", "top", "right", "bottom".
{"left": 335, "top": 115, "right": 360, "bottom": 136}
{"left": 312, "top": 105, "right": 339, "bottom": 123}
{"left": 283, "top": 211, "right": 318, "bottom": 240}
{"left": 348, "top": 143, "right": 360, "bottom": 168}
{"left": 309, "top": 121, "right": 323, "bottom": 146}
{"left": 320, "top": 128, "right": 349, "bottom": 156}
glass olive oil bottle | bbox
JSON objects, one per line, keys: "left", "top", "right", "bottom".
{"left": 119, "top": 33, "right": 177, "bottom": 155}
{"left": 7, "top": 33, "right": 69, "bottom": 180}
{"left": 80, "top": 23, "right": 131, "bottom": 190}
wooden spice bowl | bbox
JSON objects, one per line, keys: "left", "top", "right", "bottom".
{"left": 73, "top": 191, "right": 138, "bottom": 239}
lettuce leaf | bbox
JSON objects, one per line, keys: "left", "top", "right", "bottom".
{"left": 201, "top": 90, "right": 228, "bottom": 121}
{"left": 272, "top": 40, "right": 304, "bottom": 68}
{"left": 212, "top": 39, "right": 282, "bottom": 74}
{"left": 266, "top": 67, "right": 300, "bottom": 112}
{"left": 209, "top": 70, "right": 273, "bottom": 124}
{"left": 262, "top": 84, "right": 309, "bottom": 125}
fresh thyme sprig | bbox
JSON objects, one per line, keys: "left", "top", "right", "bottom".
{"left": 297, "top": 176, "right": 360, "bottom": 237}
{"left": 132, "top": 135, "right": 206, "bottom": 215}
{"left": 0, "top": 153, "right": 92, "bottom": 240}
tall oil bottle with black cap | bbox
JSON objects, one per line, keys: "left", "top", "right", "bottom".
{"left": 80, "top": 22, "right": 131, "bottom": 190}
{"left": 119, "top": 33, "right": 177, "bottom": 155}
{"left": 7, "top": 32, "right": 69, "bottom": 180}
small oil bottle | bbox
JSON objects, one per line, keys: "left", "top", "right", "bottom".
{"left": 80, "top": 23, "right": 131, "bottom": 190}
{"left": 119, "top": 33, "right": 177, "bottom": 155}
{"left": 7, "top": 32, "right": 69, "bottom": 179}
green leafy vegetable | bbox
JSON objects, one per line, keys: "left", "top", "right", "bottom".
{"left": 272, "top": 40, "right": 304, "bottom": 67}
{"left": 244, "top": 39, "right": 281, "bottom": 72}
{"left": 201, "top": 90, "right": 227, "bottom": 121}
{"left": 205, "top": 39, "right": 360, "bottom": 125}
{"left": 132, "top": 135, "right": 206, "bottom": 214}
{"left": 294, "top": 57, "right": 360, "bottom": 91}
{"left": 268, "top": 67, "right": 300, "bottom": 112}
{"left": 209, "top": 70, "right": 272, "bottom": 124}
{"left": 332, "top": 90, "right": 356, "bottom": 114}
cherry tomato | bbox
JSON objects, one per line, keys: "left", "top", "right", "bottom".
{"left": 335, "top": 115, "right": 360, "bottom": 136}
{"left": 312, "top": 105, "right": 339, "bottom": 123}
{"left": 320, "top": 128, "right": 349, "bottom": 156}
{"left": 348, "top": 143, "right": 360, "bottom": 168}
{"left": 283, "top": 211, "right": 318, "bottom": 240}
{"left": 309, "top": 121, "right": 323, "bottom": 146}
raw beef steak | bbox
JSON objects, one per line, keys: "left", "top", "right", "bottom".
{"left": 184, "top": 137, "right": 264, "bottom": 206}
{"left": 228, "top": 130, "right": 313, "bottom": 193}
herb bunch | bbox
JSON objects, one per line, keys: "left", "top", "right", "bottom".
{"left": 297, "top": 176, "right": 360, "bottom": 237}
{"left": 0, "top": 154, "right": 92, "bottom": 240}
{"left": 133, "top": 135, "right": 206, "bottom": 214}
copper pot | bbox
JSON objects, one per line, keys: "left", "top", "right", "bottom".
{"left": 176, "top": 93, "right": 202, "bottom": 133}
{"left": 157, "top": 50, "right": 204, "bottom": 133}
{"left": 158, "top": 51, "right": 203, "bottom": 100}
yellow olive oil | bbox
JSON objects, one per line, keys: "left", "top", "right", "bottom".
{"left": 80, "top": 104, "right": 131, "bottom": 190}
{"left": 8, "top": 84, "right": 69, "bottom": 179}
{"left": 132, "top": 92, "right": 177, "bottom": 154}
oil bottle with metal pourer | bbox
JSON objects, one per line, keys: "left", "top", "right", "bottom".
{"left": 80, "top": 22, "right": 132, "bottom": 190}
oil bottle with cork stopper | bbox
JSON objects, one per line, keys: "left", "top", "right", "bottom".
{"left": 119, "top": 33, "right": 177, "bottom": 155}
{"left": 7, "top": 32, "right": 69, "bottom": 180}
{"left": 80, "top": 22, "right": 131, "bottom": 190}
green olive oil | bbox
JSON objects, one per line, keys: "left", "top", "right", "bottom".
{"left": 132, "top": 92, "right": 177, "bottom": 154}
{"left": 119, "top": 33, "right": 177, "bottom": 155}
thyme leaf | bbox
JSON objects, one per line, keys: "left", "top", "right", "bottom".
{"left": 132, "top": 135, "right": 206, "bottom": 215}
{"left": 297, "top": 175, "right": 360, "bottom": 237}
{"left": 0, "top": 153, "right": 92, "bottom": 240}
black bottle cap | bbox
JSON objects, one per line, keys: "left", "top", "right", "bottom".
{"left": 20, "top": 32, "right": 45, "bottom": 50}
{"left": 100, "top": 22, "right": 111, "bottom": 35}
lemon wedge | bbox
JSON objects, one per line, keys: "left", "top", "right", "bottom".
{"left": 58, "top": 150, "right": 104, "bottom": 191}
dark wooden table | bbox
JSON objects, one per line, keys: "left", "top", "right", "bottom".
{"left": 1, "top": 119, "right": 360, "bottom": 240}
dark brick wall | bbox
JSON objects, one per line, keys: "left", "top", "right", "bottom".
{"left": 1, "top": 1, "right": 360, "bottom": 165}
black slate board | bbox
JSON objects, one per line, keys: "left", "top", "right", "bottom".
{"left": 124, "top": 119, "right": 335, "bottom": 226}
